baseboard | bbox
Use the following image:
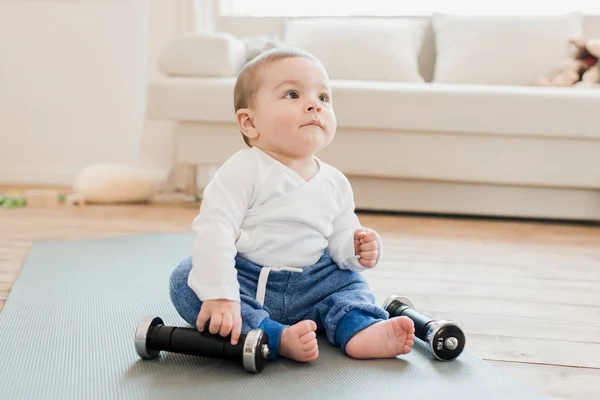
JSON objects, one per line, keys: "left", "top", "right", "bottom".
{"left": 0, "top": 166, "right": 77, "bottom": 187}
{"left": 0, "top": 164, "right": 184, "bottom": 195}
{"left": 350, "top": 176, "right": 600, "bottom": 222}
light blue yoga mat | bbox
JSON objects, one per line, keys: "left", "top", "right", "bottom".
{"left": 0, "top": 233, "right": 549, "bottom": 399}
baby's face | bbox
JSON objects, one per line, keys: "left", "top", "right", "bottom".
{"left": 251, "top": 57, "right": 336, "bottom": 158}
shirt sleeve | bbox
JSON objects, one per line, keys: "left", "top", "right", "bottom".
{"left": 187, "top": 151, "right": 256, "bottom": 302}
{"left": 326, "top": 174, "right": 383, "bottom": 272}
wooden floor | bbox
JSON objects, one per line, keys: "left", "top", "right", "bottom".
{"left": 1, "top": 189, "right": 599, "bottom": 399}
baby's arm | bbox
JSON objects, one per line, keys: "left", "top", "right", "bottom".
{"left": 326, "top": 176, "right": 383, "bottom": 272}
{"left": 187, "top": 152, "right": 256, "bottom": 303}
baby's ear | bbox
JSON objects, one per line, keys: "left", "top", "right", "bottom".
{"left": 236, "top": 108, "right": 259, "bottom": 140}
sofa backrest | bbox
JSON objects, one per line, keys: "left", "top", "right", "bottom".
{"left": 216, "top": 15, "right": 600, "bottom": 83}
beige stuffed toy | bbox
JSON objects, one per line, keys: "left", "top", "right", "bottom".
{"left": 536, "top": 58, "right": 585, "bottom": 86}
{"left": 537, "top": 38, "right": 600, "bottom": 87}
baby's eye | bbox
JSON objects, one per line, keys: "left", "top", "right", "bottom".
{"left": 284, "top": 91, "right": 299, "bottom": 99}
{"left": 318, "top": 94, "right": 330, "bottom": 102}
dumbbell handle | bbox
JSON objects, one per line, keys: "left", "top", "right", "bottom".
{"left": 396, "top": 307, "right": 436, "bottom": 342}
{"left": 148, "top": 324, "right": 243, "bottom": 361}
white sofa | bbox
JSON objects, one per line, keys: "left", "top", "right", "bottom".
{"left": 147, "top": 13, "right": 600, "bottom": 221}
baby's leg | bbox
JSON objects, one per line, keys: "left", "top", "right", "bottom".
{"left": 322, "top": 290, "right": 414, "bottom": 359}
{"left": 168, "top": 257, "right": 285, "bottom": 360}
{"left": 343, "top": 313, "right": 415, "bottom": 359}
{"left": 302, "top": 267, "right": 414, "bottom": 359}
{"left": 235, "top": 258, "right": 318, "bottom": 362}
{"left": 169, "top": 257, "right": 316, "bottom": 362}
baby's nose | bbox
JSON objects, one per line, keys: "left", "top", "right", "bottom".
{"left": 306, "top": 103, "right": 323, "bottom": 112}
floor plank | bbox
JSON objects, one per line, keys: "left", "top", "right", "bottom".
{"left": 372, "top": 258, "right": 600, "bottom": 285}
{"left": 398, "top": 311, "right": 600, "bottom": 344}
{"left": 468, "top": 334, "right": 600, "bottom": 369}
{"left": 371, "top": 292, "right": 600, "bottom": 322}
{"left": 369, "top": 276, "right": 600, "bottom": 306}
{"left": 490, "top": 361, "right": 600, "bottom": 400}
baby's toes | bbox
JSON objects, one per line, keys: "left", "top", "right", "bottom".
{"left": 305, "top": 320, "right": 317, "bottom": 332}
{"left": 303, "top": 339, "right": 318, "bottom": 351}
{"left": 401, "top": 317, "right": 415, "bottom": 332}
{"left": 300, "top": 331, "right": 316, "bottom": 345}
{"left": 306, "top": 347, "right": 319, "bottom": 361}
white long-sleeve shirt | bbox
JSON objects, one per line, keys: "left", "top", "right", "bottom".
{"left": 188, "top": 146, "right": 382, "bottom": 302}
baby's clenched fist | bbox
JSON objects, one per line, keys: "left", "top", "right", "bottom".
{"left": 354, "top": 228, "right": 379, "bottom": 268}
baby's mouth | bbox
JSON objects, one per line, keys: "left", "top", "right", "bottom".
{"left": 301, "top": 120, "right": 323, "bottom": 128}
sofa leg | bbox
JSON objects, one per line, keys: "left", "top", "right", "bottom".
{"left": 183, "top": 164, "right": 199, "bottom": 202}
{"left": 182, "top": 164, "right": 218, "bottom": 202}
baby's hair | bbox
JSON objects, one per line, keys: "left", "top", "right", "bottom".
{"left": 234, "top": 47, "right": 322, "bottom": 147}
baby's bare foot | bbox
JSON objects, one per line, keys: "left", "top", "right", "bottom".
{"left": 345, "top": 316, "right": 415, "bottom": 359}
{"left": 279, "top": 320, "right": 319, "bottom": 362}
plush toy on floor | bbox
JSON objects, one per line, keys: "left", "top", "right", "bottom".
{"left": 536, "top": 38, "right": 600, "bottom": 87}
{"left": 73, "top": 163, "right": 158, "bottom": 204}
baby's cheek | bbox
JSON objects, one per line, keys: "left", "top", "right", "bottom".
{"left": 275, "top": 113, "right": 299, "bottom": 130}
{"left": 265, "top": 118, "right": 291, "bottom": 137}
{"left": 325, "top": 111, "right": 337, "bottom": 132}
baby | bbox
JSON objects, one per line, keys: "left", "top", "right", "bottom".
{"left": 169, "top": 47, "right": 415, "bottom": 362}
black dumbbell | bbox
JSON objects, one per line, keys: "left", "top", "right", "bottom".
{"left": 382, "top": 295, "right": 466, "bottom": 360}
{"left": 135, "top": 316, "right": 270, "bottom": 373}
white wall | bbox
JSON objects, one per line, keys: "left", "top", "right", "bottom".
{"left": 0, "top": 0, "right": 206, "bottom": 187}
{"left": 0, "top": 0, "right": 149, "bottom": 186}
{"left": 141, "top": 0, "right": 216, "bottom": 192}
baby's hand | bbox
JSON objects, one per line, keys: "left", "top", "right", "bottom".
{"left": 196, "top": 299, "right": 242, "bottom": 345}
{"left": 354, "top": 228, "right": 379, "bottom": 268}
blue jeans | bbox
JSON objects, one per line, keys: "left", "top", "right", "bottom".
{"left": 169, "top": 253, "right": 389, "bottom": 359}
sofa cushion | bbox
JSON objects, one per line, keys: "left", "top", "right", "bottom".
{"left": 432, "top": 12, "right": 583, "bottom": 86}
{"left": 148, "top": 77, "right": 600, "bottom": 140}
{"left": 148, "top": 77, "right": 237, "bottom": 122}
{"left": 284, "top": 18, "right": 427, "bottom": 82}
{"left": 158, "top": 33, "right": 247, "bottom": 77}
{"left": 331, "top": 80, "right": 600, "bottom": 139}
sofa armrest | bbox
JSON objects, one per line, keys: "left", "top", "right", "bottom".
{"left": 158, "top": 32, "right": 247, "bottom": 77}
